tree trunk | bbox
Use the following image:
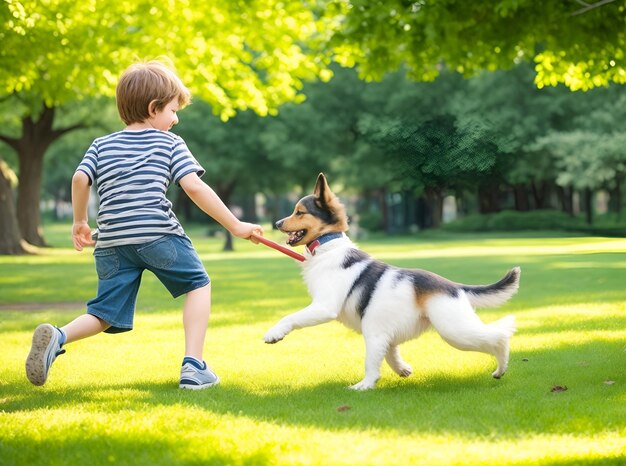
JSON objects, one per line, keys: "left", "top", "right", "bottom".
{"left": 0, "top": 160, "right": 26, "bottom": 254}
{"left": 0, "top": 104, "right": 84, "bottom": 247}
{"left": 556, "top": 185, "right": 574, "bottom": 216}
{"left": 531, "top": 180, "right": 549, "bottom": 209}
{"left": 477, "top": 184, "right": 501, "bottom": 214}
{"left": 425, "top": 187, "right": 444, "bottom": 229}
{"left": 213, "top": 180, "right": 236, "bottom": 251}
{"left": 583, "top": 188, "right": 593, "bottom": 225}
{"left": 16, "top": 106, "right": 60, "bottom": 246}
{"left": 17, "top": 142, "right": 47, "bottom": 246}
{"left": 608, "top": 174, "right": 622, "bottom": 219}
{"left": 414, "top": 197, "right": 430, "bottom": 230}
{"left": 377, "top": 188, "right": 390, "bottom": 234}
{"left": 513, "top": 184, "right": 530, "bottom": 211}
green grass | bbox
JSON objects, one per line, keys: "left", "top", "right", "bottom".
{"left": 1, "top": 225, "right": 625, "bottom": 465}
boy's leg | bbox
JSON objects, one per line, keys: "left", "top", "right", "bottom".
{"left": 183, "top": 283, "right": 211, "bottom": 360}
{"left": 26, "top": 314, "right": 110, "bottom": 386}
{"left": 62, "top": 314, "right": 111, "bottom": 344}
{"left": 179, "top": 283, "right": 219, "bottom": 389}
{"left": 139, "top": 235, "right": 215, "bottom": 388}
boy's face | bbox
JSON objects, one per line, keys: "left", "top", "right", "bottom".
{"left": 149, "top": 98, "right": 179, "bottom": 131}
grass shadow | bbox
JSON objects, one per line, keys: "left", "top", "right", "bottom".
{"left": 2, "top": 338, "right": 623, "bottom": 439}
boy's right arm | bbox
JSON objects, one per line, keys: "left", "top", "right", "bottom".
{"left": 179, "top": 172, "right": 263, "bottom": 241}
{"left": 71, "top": 171, "right": 95, "bottom": 251}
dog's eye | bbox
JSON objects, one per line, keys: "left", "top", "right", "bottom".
{"left": 295, "top": 211, "right": 306, "bottom": 217}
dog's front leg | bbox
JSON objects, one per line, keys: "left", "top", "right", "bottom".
{"left": 264, "top": 302, "right": 337, "bottom": 344}
{"left": 350, "top": 335, "right": 389, "bottom": 390}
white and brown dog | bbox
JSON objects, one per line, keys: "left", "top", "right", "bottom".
{"left": 264, "top": 173, "right": 519, "bottom": 390}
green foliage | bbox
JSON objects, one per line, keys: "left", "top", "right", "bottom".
{"left": 360, "top": 113, "right": 499, "bottom": 193}
{"left": 325, "top": 0, "right": 626, "bottom": 91}
{"left": 445, "top": 210, "right": 626, "bottom": 235}
{"left": 1, "top": 0, "right": 330, "bottom": 119}
{"left": 443, "top": 210, "right": 585, "bottom": 232}
{"left": 357, "top": 209, "right": 384, "bottom": 232}
{"left": 4, "top": 0, "right": 625, "bottom": 121}
{"left": 32, "top": 63, "right": 626, "bottom": 227}
{"left": 532, "top": 86, "right": 626, "bottom": 191}
{"left": 176, "top": 102, "right": 275, "bottom": 193}
{"left": 535, "top": 131, "right": 618, "bottom": 190}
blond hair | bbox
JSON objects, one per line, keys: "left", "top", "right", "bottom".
{"left": 116, "top": 60, "right": 191, "bottom": 125}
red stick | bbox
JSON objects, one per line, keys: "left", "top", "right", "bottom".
{"left": 252, "top": 233, "right": 306, "bottom": 262}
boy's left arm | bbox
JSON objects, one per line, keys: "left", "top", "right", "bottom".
{"left": 71, "top": 171, "right": 95, "bottom": 251}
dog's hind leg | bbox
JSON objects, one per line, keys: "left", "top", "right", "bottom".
{"left": 350, "top": 335, "right": 388, "bottom": 390}
{"left": 385, "top": 345, "right": 413, "bottom": 377}
{"left": 488, "top": 315, "right": 515, "bottom": 378}
{"left": 426, "top": 295, "right": 516, "bottom": 379}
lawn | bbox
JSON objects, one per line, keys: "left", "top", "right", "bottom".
{"left": 0, "top": 225, "right": 625, "bottom": 465}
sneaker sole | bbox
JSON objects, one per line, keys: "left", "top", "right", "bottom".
{"left": 179, "top": 378, "right": 220, "bottom": 390}
{"left": 25, "top": 324, "right": 55, "bottom": 386}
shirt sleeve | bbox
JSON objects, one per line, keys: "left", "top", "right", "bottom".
{"left": 76, "top": 141, "right": 98, "bottom": 185}
{"left": 171, "top": 136, "right": 205, "bottom": 185}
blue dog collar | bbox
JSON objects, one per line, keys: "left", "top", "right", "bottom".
{"left": 306, "top": 232, "right": 344, "bottom": 255}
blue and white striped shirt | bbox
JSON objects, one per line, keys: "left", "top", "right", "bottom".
{"left": 76, "top": 129, "right": 204, "bottom": 249}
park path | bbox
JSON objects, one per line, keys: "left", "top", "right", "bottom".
{"left": 0, "top": 302, "right": 84, "bottom": 312}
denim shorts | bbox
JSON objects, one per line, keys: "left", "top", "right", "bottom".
{"left": 87, "top": 235, "right": 210, "bottom": 333}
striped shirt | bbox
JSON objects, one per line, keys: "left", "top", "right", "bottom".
{"left": 76, "top": 129, "right": 204, "bottom": 249}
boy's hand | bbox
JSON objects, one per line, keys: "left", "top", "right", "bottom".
{"left": 72, "top": 221, "right": 96, "bottom": 251}
{"left": 232, "top": 222, "right": 264, "bottom": 244}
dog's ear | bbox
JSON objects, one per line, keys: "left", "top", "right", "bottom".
{"left": 313, "top": 173, "right": 333, "bottom": 205}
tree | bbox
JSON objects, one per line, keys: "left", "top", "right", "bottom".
{"left": 0, "top": 104, "right": 85, "bottom": 246}
{"left": 259, "top": 65, "right": 363, "bottom": 190}
{"left": 569, "top": 84, "right": 626, "bottom": 218}
{"left": 0, "top": 0, "right": 329, "bottom": 252}
{"left": 450, "top": 64, "right": 563, "bottom": 212}
{"left": 325, "top": 0, "right": 626, "bottom": 90}
{"left": 360, "top": 113, "right": 499, "bottom": 226}
{"left": 0, "top": 158, "right": 25, "bottom": 254}
{"left": 533, "top": 129, "right": 626, "bottom": 224}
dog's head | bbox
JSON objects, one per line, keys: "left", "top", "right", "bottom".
{"left": 276, "top": 173, "right": 349, "bottom": 247}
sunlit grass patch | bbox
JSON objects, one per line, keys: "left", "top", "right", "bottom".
{"left": 1, "top": 230, "right": 625, "bottom": 465}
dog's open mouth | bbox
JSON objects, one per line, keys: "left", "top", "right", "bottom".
{"left": 286, "top": 229, "right": 306, "bottom": 246}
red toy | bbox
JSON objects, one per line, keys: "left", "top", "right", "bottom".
{"left": 252, "top": 234, "right": 305, "bottom": 262}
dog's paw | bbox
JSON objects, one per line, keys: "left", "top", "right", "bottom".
{"left": 263, "top": 326, "right": 288, "bottom": 344}
{"left": 396, "top": 363, "right": 413, "bottom": 378}
{"left": 349, "top": 380, "right": 376, "bottom": 391}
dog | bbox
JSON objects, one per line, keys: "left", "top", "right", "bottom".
{"left": 264, "top": 173, "right": 519, "bottom": 390}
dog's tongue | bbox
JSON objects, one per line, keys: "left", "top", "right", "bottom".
{"left": 287, "top": 232, "right": 298, "bottom": 244}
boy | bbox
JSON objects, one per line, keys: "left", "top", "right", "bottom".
{"left": 25, "top": 60, "right": 263, "bottom": 390}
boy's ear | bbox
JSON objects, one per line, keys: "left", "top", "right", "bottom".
{"left": 313, "top": 173, "right": 333, "bottom": 205}
{"left": 148, "top": 100, "right": 158, "bottom": 117}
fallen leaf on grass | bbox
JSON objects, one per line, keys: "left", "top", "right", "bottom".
{"left": 336, "top": 405, "right": 351, "bottom": 412}
{"left": 551, "top": 385, "right": 568, "bottom": 393}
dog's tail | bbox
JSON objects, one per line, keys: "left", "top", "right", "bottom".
{"left": 461, "top": 267, "right": 521, "bottom": 308}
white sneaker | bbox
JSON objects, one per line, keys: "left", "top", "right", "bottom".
{"left": 26, "top": 324, "right": 65, "bottom": 386}
{"left": 179, "top": 358, "right": 220, "bottom": 390}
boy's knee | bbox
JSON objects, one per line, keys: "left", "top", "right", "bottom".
{"left": 189, "top": 283, "right": 211, "bottom": 297}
